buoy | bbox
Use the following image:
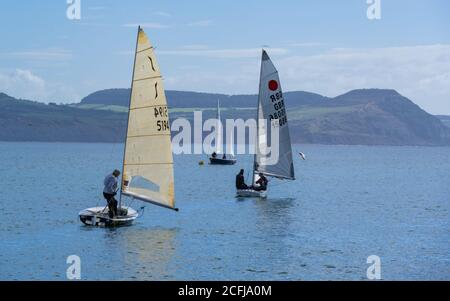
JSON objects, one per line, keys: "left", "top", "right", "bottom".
{"left": 198, "top": 160, "right": 205, "bottom": 165}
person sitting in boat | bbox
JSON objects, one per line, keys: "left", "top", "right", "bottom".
{"left": 211, "top": 152, "right": 217, "bottom": 158}
{"left": 103, "top": 169, "right": 120, "bottom": 218}
{"left": 222, "top": 153, "right": 227, "bottom": 159}
{"left": 253, "top": 173, "right": 268, "bottom": 191}
{"left": 236, "top": 169, "right": 248, "bottom": 190}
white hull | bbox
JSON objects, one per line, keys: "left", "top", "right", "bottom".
{"left": 79, "top": 206, "right": 138, "bottom": 227}
{"left": 236, "top": 189, "right": 267, "bottom": 198}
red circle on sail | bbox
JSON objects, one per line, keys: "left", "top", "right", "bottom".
{"left": 268, "top": 80, "right": 278, "bottom": 91}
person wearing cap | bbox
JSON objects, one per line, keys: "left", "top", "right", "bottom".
{"left": 103, "top": 169, "right": 120, "bottom": 218}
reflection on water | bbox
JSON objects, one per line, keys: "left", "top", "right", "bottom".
{"left": 121, "top": 228, "right": 178, "bottom": 280}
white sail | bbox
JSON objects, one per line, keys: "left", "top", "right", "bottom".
{"left": 121, "top": 27, "right": 176, "bottom": 210}
{"left": 254, "top": 50, "right": 295, "bottom": 180}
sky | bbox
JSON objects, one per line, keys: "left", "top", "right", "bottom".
{"left": 0, "top": 0, "right": 449, "bottom": 114}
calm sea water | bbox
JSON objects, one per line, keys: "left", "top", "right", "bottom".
{"left": 0, "top": 142, "right": 448, "bottom": 280}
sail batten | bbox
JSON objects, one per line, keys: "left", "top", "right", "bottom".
{"left": 253, "top": 50, "right": 295, "bottom": 181}
{"left": 121, "top": 27, "right": 176, "bottom": 210}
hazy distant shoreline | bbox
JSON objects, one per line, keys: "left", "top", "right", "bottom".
{"left": 1, "top": 89, "right": 450, "bottom": 146}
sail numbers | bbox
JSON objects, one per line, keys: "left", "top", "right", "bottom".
{"left": 268, "top": 90, "right": 287, "bottom": 127}
{"left": 154, "top": 106, "right": 170, "bottom": 132}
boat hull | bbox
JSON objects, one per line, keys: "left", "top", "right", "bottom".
{"left": 79, "top": 206, "right": 138, "bottom": 227}
{"left": 236, "top": 189, "right": 267, "bottom": 198}
{"left": 209, "top": 157, "right": 237, "bottom": 165}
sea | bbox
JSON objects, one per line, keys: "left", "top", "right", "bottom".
{"left": 0, "top": 142, "right": 449, "bottom": 280}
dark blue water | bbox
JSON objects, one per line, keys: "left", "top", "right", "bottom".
{"left": 0, "top": 142, "right": 449, "bottom": 280}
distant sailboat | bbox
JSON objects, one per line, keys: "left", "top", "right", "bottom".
{"left": 209, "top": 99, "right": 236, "bottom": 165}
{"left": 79, "top": 26, "right": 178, "bottom": 227}
{"left": 236, "top": 50, "right": 295, "bottom": 198}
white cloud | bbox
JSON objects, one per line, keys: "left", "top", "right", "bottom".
{"left": 180, "top": 44, "right": 210, "bottom": 50}
{"left": 275, "top": 44, "right": 450, "bottom": 114}
{"left": 161, "top": 44, "right": 450, "bottom": 114}
{"left": 0, "top": 69, "right": 80, "bottom": 103}
{"left": 187, "top": 20, "right": 213, "bottom": 27}
{"left": 122, "top": 22, "right": 169, "bottom": 29}
{"left": 0, "top": 69, "right": 46, "bottom": 99}
{"left": 88, "top": 6, "right": 106, "bottom": 11}
{"left": 164, "top": 70, "right": 256, "bottom": 94}
{"left": 155, "top": 11, "right": 171, "bottom": 17}
{"left": 117, "top": 47, "right": 287, "bottom": 59}
{"left": 159, "top": 47, "right": 288, "bottom": 59}
{"left": 117, "top": 50, "right": 134, "bottom": 56}
{"left": 288, "top": 42, "right": 324, "bottom": 47}
{"left": 0, "top": 48, "right": 72, "bottom": 61}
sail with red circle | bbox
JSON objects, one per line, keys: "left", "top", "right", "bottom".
{"left": 253, "top": 50, "right": 295, "bottom": 182}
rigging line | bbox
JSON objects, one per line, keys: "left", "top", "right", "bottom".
{"left": 127, "top": 195, "right": 136, "bottom": 210}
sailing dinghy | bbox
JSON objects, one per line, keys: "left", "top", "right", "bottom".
{"left": 209, "top": 99, "right": 237, "bottom": 165}
{"left": 236, "top": 50, "right": 295, "bottom": 198}
{"left": 79, "top": 27, "right": 178, "bottom": 227}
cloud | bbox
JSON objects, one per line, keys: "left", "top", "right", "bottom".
{"left": 180, "top": 44, "right": 210, "bottom": 50}
{"left": 122, "top": 22, "right": 169, "bottom": 29}
{"left": 161, "top": 44, "right": 450, "bottom": 114}
{"left": 155, "top": 11, "right": 171, "bottom": 17}
{"left": 276, "top": 44, "right": 450, "bottom": 114}
{"left": 288, "top": 42, "right": 324, "bottom": 47}
{"left": 79, "top": 22, "right": 110, "bottom": 27}
{"left": 117, "top": 47, "right": 287, "bottom": 59}
{"left": 88, "top": 6, "right": 106, "bottom": 11}
{"left": 0, "top": 69, "right": 46, "bottom": 99}
{"left": 187, "top": 20, "right": 213, "bottom": 27}
{"left": 117, "top": 50, "right": 134, "bottom": 56}
{"left": 0, "top": 69, "right": 80, "bottom": 103}
{"left": 158, "top": 47, "right": 288, "bottom": 59}
{"left": 0, "top": 48, "right": 72, "bottom": 61}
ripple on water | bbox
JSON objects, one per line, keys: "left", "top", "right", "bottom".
{"left": 1, "top": 143, "right": 449, "bottom": 280}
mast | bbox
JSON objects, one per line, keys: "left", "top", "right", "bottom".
{"left": 216, "top": 99, "right": 222, "bottom": 154}
{"left": 252, "top": 49, "right": 265, "bottom": 185}
{"left": 119, "top": 25, "right": 140, "bottom": 209}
